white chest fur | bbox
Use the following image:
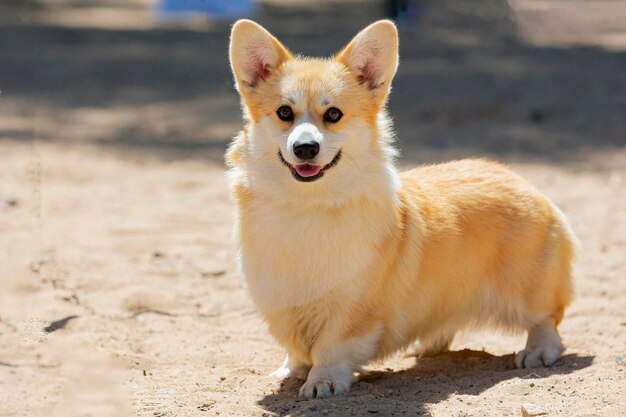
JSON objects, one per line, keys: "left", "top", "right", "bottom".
{"left": 237, "top": 197, "right": 394, "bottom": 311}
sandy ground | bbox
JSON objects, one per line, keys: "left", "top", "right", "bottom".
{"left": 1, "top": 1, "right": 625, "bottom": 416}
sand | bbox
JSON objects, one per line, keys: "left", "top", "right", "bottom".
{"left": 1, "top": 1, "right": 625, "bottom": 416}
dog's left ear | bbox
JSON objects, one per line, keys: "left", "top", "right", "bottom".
{"left": 336, "top": 20, "right": 399, "bottom": 101}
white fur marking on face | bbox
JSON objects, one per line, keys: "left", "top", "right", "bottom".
{"left": 286, "top": 122, "right": 323, "bottom": 160}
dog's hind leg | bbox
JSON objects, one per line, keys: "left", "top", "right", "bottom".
{"left": 515, "top": 229, "right": 572, "bottom": 369}
{"left": 514, "top": 315, "right": 564, "bottom": 368}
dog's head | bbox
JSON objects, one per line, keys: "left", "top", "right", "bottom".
{"left": 228, "top": 20, "right": 399, "bottom": 207}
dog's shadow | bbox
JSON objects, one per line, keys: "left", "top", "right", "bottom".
{"left": 257, "top": 350, "right": 594, "bottom": 416}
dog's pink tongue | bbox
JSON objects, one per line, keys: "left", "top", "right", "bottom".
{"left": 295, "top": 164, "right": 322, "bottom": 177}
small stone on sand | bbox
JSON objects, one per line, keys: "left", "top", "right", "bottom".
{"left": 521, "top": 403, "right": 548, "bottom": 416}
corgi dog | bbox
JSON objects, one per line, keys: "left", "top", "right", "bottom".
{"left": 226, "top": 19, "right": 575, "bottom": 398}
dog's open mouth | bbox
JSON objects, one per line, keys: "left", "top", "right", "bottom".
{"left": 278, "top": 150, "right": 342, "bottom": 183}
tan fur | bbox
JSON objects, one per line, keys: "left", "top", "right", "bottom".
{"left": 227, "top": 20, "right": 575, "bottom": 398}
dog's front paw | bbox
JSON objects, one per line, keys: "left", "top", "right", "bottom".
{"left": 299, "top": 378, "right": 350, "bottom": 399}
{"left": 515, "top": 345, "right": 563, "bottom": 368}
{"left": 298, "top": 364, "right": 354, "bottom": 398}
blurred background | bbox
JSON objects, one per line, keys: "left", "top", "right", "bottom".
{"left": 1, "top": 1, "right": 625, "bottom": 417}
{"left": 1, "top": 0, "right": 625, "bottom": 160}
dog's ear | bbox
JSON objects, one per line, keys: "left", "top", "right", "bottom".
{"left": 336, "top": 20, "right": 399, "bottom": 100}
{"left": 229, "top": 20, "right": 291, "bottom": 92}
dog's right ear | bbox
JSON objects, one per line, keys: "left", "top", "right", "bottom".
{"left": 229, "top": 20, "right": 291, "bottom": 93}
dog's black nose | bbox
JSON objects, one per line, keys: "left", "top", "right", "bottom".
{"left": 293, "top": 140, "right": 320, "bottom": 161}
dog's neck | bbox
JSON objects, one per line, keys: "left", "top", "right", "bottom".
{"left": 235, "top": 154, "right": 402, "bottom": 310}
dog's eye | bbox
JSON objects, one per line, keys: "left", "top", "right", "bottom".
{"left": 323, "top": 107, "right": 343, "bottom": 123}
{"left": 276, "top": 106, "right": 294, "bottom": 122}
